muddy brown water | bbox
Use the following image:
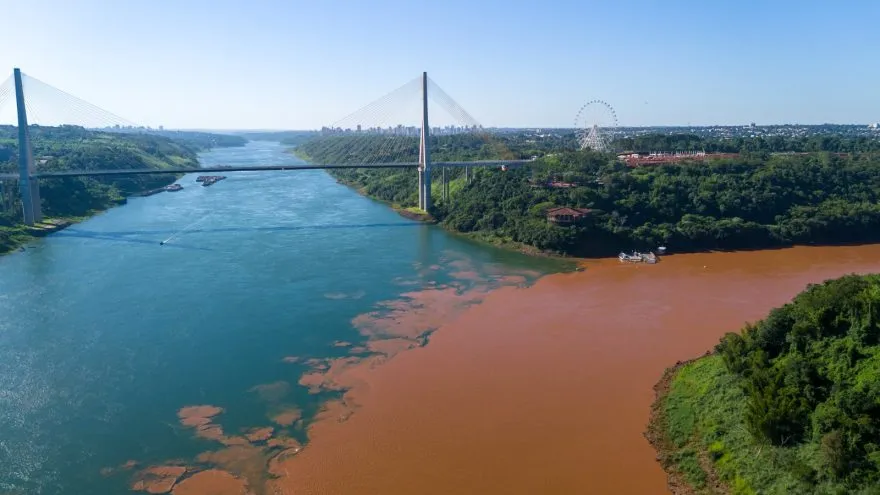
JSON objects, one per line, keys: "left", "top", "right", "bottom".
{"left": 263, "top": 245, "right": 880, "bottom": 494}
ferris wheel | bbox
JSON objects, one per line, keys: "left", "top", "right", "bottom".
{"left": 574, "top": 100, "right": 618, "bottom": 152}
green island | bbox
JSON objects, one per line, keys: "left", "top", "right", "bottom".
{"left": 0, "top": 126, "right": 245, "bottom": 254}
{"left": 647, "top": 274, "right": 880, "bottom": 494}
{"left": 291, "top": 133, "right": 880, "bottom": 256}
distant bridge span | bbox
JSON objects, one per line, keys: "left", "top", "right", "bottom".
{"left": 3, "top": 68, "right": 529, "bottom": 224}
{"left": 0, "top": 160, "right": 532, "bottom": 180}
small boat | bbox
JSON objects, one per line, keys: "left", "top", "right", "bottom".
{"left": 165, "top": 184, "right": 183, "bottom": 192}
{"left": 619, "top": 251, "right": 639, "bottom": 263}
{"left": 618, "top": 251, "right": 658, "bottom": 264}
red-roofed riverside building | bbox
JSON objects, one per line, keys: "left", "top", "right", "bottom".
{"left": 546, "top": 207, "right": 592, "bottom": 225}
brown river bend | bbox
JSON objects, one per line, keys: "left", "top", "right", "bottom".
{"left": 159, "top": 245, "right": 880, "bottom": 494}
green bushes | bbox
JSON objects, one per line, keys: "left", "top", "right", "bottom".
{"left": 696, "top": 274, "right": 880, "bottom": 491}
{"left": 440, "top": 151, "right": 880, "bottom": 255}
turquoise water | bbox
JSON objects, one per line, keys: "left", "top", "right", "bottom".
{"left": 0, "top": 141, "right": 562, "bottom": 494}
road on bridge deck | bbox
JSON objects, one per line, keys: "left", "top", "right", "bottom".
{"left": 0, "top": 160, "right": 534, "bottom": 179}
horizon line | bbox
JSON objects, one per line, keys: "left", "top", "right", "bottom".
{"left": 149, "top": 123, "right": 880, "bottom": 133}
{"left": 1, "top": 123, "right": 878, "bottom": 133}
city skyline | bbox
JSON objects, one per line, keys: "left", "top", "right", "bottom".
{"left": 1, "top": 0, "right": 878, "bottom": 130}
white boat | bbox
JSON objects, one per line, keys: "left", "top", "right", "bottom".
{"left": 619, "top": 251, "right": 640, "bottom": 262}
{"left": 619, "top": 251, "right": 658, "bottom": 264}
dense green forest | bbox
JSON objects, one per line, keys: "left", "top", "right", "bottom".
{"left": 295, "top": 133, "right": 532, "bottom": 163}
{"left": 294, "top": 133, "right": 880, "bottom": 256}
{"left": 125, "top": 130, "right": 247, "bottom": 151}
{"left": 0, "top": 125, "right": 236, "bottom": 254}
{"left": 296, "top": 133, "right": 531, "bottom": 210}
{"left": 616, "top": 133, "right": 880, "bottom": 154}
{"left": 654, "top": 274, "right": 880, "bottom": 494}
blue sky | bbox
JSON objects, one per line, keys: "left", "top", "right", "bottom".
{"left": 1, "top": 0, "right": 878, "bottom": 129}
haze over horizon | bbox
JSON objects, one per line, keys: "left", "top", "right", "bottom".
{"left": 1, "top": 0, "right": 878, "bottom": 130}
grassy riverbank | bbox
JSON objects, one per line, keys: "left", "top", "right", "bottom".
{"left": 647, "top": 355, "right": 748, "bottom": 495}
{"left": 0, "top": 217, "right": 86, "bottom": 255}
{"left": 647, "top": 274, "right": 880, "bottom": 495}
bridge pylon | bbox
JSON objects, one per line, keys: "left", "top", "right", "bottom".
{"left": 13, "top": 68, "right": 42, "bottom": 225}
{"left": 418, "top": 71, "right": 431, "bottom": 211}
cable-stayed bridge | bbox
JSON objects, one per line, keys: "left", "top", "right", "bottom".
{"left": 0, "top": 69, "right": 530, "bottom": 225}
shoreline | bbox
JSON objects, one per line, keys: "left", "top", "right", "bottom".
{"left": 644, "top": 353, "right": 729, "bottom": 495}
{"left": 322, "top": 169, "right": 880, "bottom": 267}
{"left": 330, "top": 175, "right": 438, "bottom": 224}
{"left": 287, "top": 147, "right": 561, "bottom": 259}
{"left": 266, "top": 244, "right": 880, "bottom": 494}
{"left": 297, "top": 149, "right": 880, "bottom": 264}
{"left": 2, "top": 195, "right": 146, "bottom": 256}
{"left": 2, "top": 216, "right": 81, "bottom": 255}
{"left": 324, "top": 171, "right": 586, "bottom": 264}
{"left": 87, "top": 240, "right": 880, "bottom": 492}
{"left": 0, "top": 163, "right": 225, "bottom": 257}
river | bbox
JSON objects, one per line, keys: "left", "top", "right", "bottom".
{"left": 268, "top": 244, "right": 880, "bottom": 494}
{"left": 0, "top": 141, "right": 561, "bottom": 494}
{"left": 4, "top": 141, "right": 880, "bottom": 494}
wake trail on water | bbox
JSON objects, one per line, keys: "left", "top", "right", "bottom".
{"left": 160, "top": 213, "right": 215, "bottom": 246}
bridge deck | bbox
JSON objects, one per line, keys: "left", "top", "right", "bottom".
{"left": 0, "top": 160, "right": 532, "bottom": 179}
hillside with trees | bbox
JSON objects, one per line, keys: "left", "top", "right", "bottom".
{"left": 615, "top": 133, "right": 880, "bottom": 154}
{"left": 129, "top": 130, "right": 246, "bottom": 151}
{"left": 649, "top": 274, "right": 880, "bottom": 494}
{"left": 293, "top": 133, "right": 880, "bottom": 256}
{"left": 0, "top": 125, "right": 235, "bottom": 254}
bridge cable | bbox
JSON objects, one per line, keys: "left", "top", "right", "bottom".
{"left": 0, "top": 76, "right": 13, "bottom": 119}
{"left": 313, "top": 90, "right": 403, "bottom": 164}
{"left": 325, "top": 77, "right": 422, "bottom": 164}
{"left": 25, "top": 81, "right": 124, "bottom": 129}
{"left": 428, "top": 80, "right": 486, "bottom": 132}
{"left": 332, "top": 78, "right": 421, "bottom": 164}
{"left": 368, "top": 84, "right": 424, "bottom": 164}
{"left": 428, "top": 78, "right": 515, "bottom": 160}
{"left": 362, "top": 94, "right": 420, "bottom": 164}
{"left": 427, "top": 80, "right": 480, "bottom": 128}
{"left": 24, "top": 73, "right": 137, "bottom": 128}
{"left": 29, "top": 81, "right": 131, "bottom": 129}
{"left": 328, "top": 76, "right": 420, "bottom": 129}
{"left": 22, "top": 73, "right": 137, "bottom": 128}
{"left": 23, "top": 79, "right": 95, "bottom": 127}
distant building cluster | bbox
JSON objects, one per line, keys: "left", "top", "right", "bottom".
{"left": 614, "top": 124, "right": 880, "bottom": 140}
{"left": 320, "top": 124, "right": 483, "bottom": 137}
{"left": 100, "top": 124, "right": 164, "bottom": 131}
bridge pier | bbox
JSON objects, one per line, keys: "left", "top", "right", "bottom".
{"left": 418, "top": 72, "right": 431, "bottom": 211}
{"left": 13, "top": 68, "right": 42, "bottom": 225}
